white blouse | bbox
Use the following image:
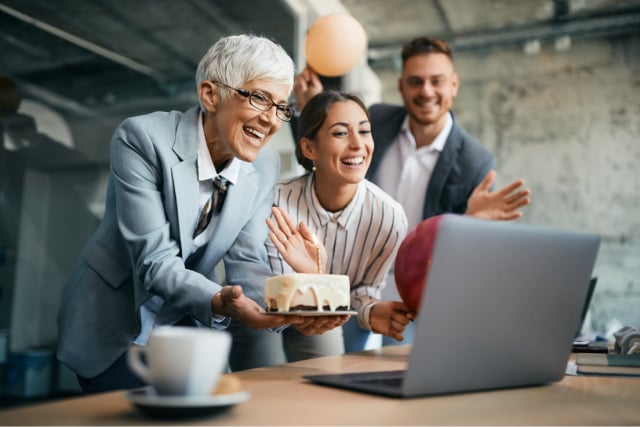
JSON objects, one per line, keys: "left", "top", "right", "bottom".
{"left": 267, "top": 173, "right": 408, "bottom": 330}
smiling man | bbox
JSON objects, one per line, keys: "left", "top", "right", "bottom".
{"left": 368, "top": 37, "right": 497, "bottom": 227}
{"left": 367, "top": 37, "right": 524, "bottom": 348}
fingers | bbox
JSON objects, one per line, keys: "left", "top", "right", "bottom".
{"left": 255, "top": 314, "right": 303, "bottom": 330}
{"left": 268, "top": 231, "right": 287, "bottom": 252}
{"left": 496, "top": 178, "right": 526, "bottom": 196}
{"left": 269, "top": 207, "right": 299, "bottom": 248}
{"left": 271, "top": 207, "right": 321, "bottom": 247}
{"left": 294, "top": 68, "right": 311, "bottom": 91}
{"left": 390, "top": 330, "right": 404, "bottom": 341}
{"left": 484, "top": 176, "right": 532, "bottom": 218}
{"left": 251, "top": 312, "right": 309, "bottom": 330}
{"left": 476, "top": 170, "right": 496, "bottom": 192}
{"left": 300, "top": 65, "right": 321, "bottom": 87}
{"left": 389, "top": 312, "right": 414, "bottom": 341}
{"left": 271, "top": 207, "right": 291, "bottom": 236}
{"left": 266, "top": 218, "right": 285, "bottom": 243}
{"left": 271, "top": 207, "right": 301, "bottom": 240}
{"left": 215, "top": 285, "right": 248, "bottom": 319}
{"left": 217, "top": 286, "right": 312, "bottom": 330}
{"left": 499, "top": 211, "right": 523, "bottom": 221}
{"left": 293, "top": 315, "right": 350, "bottom": 336}
{"left": 277, "top": 206, "right": 299, "bottom": 235}
{"left": 498, "top": 189, "right": 531, "bottom": 217}
{"left": 297, "top": 221, "right": 314, "bottom": 241}
{"left": 506, "top": 193, "right": 531, "bottom": 210}
{"left": 265, "top": 217, "right": 276, "bottom": 233}
{"left": 505, "top": 188, "right": 531, "bottom": 203}
{"left": 390, "top": 312, "right": 412, "bottom": 329}
{"left": 266, "top": 219, "right": 289, "bottom": 253}
{"left": 293, "top": 66, "right": 323, "bottom": 110}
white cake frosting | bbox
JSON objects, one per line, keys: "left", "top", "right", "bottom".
{"left": 265, "top": 273, "right": 350, "bottom": 312}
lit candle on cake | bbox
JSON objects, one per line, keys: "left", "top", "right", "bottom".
{"left": 312, "top": 234, "right": 321, "bottom": 274}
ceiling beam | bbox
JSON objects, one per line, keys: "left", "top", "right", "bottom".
{"left": 0, "top": 3, "right": 166, "bottom": 83}
{"left": 17, "top": 80, "right": 100, "bottom": 118}
{"left": 368, "top": 8, "right": 640, "bottom": 61}
{"left": 554, "top": 0, "right": 571, "bottom": 22}
{"left": 433, "top": 0, "right": 453, "bottom": 38}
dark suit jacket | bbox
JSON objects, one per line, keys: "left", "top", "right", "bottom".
{"left": 367, "top": 103, "right": 495, "bottom": 219}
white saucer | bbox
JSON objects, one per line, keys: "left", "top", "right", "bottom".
{"left": 266, "top": 310, "right": 357, "bottom": 316}
{"left": 127, "top": 386, "right": 250, "bottom": 418}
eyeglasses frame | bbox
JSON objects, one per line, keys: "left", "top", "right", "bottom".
{"left": 213, "top": 81, "right": 293, "bottom": 122}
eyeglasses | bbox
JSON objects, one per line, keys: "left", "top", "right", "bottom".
{"left": 214, "top": 81, "right": 294, "bottom": 122}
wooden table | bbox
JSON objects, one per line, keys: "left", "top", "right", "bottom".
{"left": 0, "top": 345, "right": 638, "bottom": 425}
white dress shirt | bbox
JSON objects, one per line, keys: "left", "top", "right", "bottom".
{"left": 193, "top": 113, "right": 240, "bottom": 249}
{"left": 375, "top": 112, "right": 453, "bottom": 302}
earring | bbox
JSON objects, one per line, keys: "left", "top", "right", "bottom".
{"left": 312, "top": 162, "right": 316, "bottom": 172}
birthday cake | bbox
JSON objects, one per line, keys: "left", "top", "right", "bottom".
{"left": 265, "top": 273, "right": 350, "bottom": 313}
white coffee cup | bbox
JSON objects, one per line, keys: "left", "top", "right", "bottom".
{"left": 127, "top": 326, "right": 231, "bottom": 397}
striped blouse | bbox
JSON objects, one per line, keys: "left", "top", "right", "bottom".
{"left": 267, "top": 172, "right": 408, "bottom": 330}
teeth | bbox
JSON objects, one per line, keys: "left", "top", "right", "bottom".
{"left": 342, "top": 157, "right": 364, "bottom": 165}
{"left": 245, "top": 127, "right": 265, "bottom": 139}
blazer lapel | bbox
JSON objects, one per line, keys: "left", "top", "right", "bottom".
{"left": 172, "top": 107, "right": 201, "bottom": 259}
{"left": 368, "top": 106, "right": 406, "bottom": 181}
{"left": 423, "top": 122, "right": 463, "bottom": 218}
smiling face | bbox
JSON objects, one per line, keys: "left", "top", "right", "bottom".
{"left": 199, "top": 79, "right": 290, "bottom": 168}
{"left": 302, "top": 100, "right": 373, "bottom": 188}
{"left": 398, "top": 53, "right": 459, "bottom": 131}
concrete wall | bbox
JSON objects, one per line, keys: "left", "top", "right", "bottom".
{"left": 376, "top": 33, "right": 640, "bottom": 335}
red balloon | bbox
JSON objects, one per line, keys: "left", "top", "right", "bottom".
{"left": 394, "top": 214, "right": 448, "bottom": 312}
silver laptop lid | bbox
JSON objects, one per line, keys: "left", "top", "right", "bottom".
{"left": 403, "top": 215, "right": 600, "bottom": 396}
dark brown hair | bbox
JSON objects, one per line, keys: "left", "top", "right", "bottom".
{"left": 401, "top": 36, "right": 453, "bottom": 65}
{"left": 295, "top": 90, "right": 370, "bottom": 172}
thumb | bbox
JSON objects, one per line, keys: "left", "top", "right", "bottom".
{"left": 392, "top": 300, "right": 411, "bottom": 312}
{"left": 220, "top": 285, "right": 243, "bottom": 302}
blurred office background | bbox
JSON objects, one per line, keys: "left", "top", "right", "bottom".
{"left": 0, "top": 0, "right": 638, "bottom": 405}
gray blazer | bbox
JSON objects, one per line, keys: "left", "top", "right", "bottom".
{"left": 367, "top": 104, "right": 495, "bottom": 219}
{"left": 57, "top": 107, "right": 278, "bottom": 378}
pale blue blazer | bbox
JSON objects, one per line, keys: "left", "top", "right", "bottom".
{"left": 57, "top": 107, "right": 279, "bottom": 378}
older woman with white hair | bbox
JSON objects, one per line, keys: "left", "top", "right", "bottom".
{"left": 57, "top": 34, "right": 343, "bottom": 393}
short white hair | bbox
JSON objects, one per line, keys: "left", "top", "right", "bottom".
{"left": 195, "top": 34, "right": 294, "bottom": 106}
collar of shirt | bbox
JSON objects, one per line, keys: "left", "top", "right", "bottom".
{"left": 304, "top": 172, "right": 366, "bottom": 229}
{"left": 398, "top": 111, "right": 452, "bottom": 158}
{"left": 196, "top": 110, "right": 241, "bottom": 184}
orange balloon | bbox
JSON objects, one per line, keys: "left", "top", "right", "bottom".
{"left": 305, "top": 13, "right": 367, "bottom": 77}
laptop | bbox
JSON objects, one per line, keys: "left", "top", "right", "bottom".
{"left": 574, "top": 276, "right": 598, "bottom": 339}
{"left": 571, "top": 277, "right": 608, "bottom": 353}
{"left": 304, "top": 215, "right": 601, "bottom": 398}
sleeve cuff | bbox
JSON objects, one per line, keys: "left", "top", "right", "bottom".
{"left": 211, "top": 315, "right": 230, "bottom": 329}
{"left": 357, "top": 300, "right": 378, "bottom": 331}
